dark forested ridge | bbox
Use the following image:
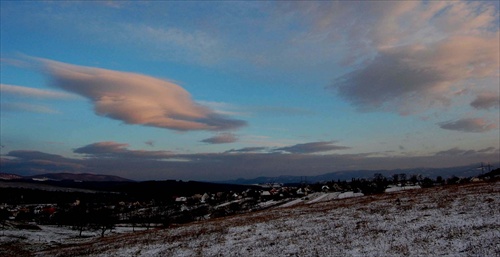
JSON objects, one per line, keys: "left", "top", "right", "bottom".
{"left": 0, "top": 178, "right": 259, "bottom": 204}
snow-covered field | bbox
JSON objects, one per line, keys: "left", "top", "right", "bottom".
{"left": 0, "top": 224, "right": 147, "bottom": 256}
{"left": 2, "top": 181, "right": 499, "bottom": 256}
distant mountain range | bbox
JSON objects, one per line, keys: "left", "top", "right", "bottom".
{"left": 0, "top": 172, "right": 133, "bottom": 182}
{"left": 1, "top": 162, "right": 498, "bottom": 184}
{"left": 216, "top": 163, "right": 500, "bottom": 185}
{"left": 0, "top": 173, "right": 23, "bottom": 180}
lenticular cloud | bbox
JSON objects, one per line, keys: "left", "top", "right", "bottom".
{"left": 40, "top": 59, "right": 246, "bottom": 131}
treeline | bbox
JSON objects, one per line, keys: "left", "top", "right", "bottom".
{"left": 0, "top": 179, "right": 259, "bottom": 204}
{"left": 0, "top": 188, "right": 125, "bottom": 205}
{"left": 310, "top": 168, "right": 500, "bottom": 196}
{"left": 47, "top": 203, "right": 118, "bottom": 237}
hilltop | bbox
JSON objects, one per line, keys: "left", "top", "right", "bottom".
{"left": 217, "top": 163, "right": 499, "bottom": 184}
{"left": 2, "top": 181, "right": 498, "bottom": 256}
{"left": 0, "top": 173, "right": 133, "bottom": 182}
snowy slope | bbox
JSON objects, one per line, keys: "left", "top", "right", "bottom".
{"left": 3, "top": 182, "right": 499, "bottom": 257}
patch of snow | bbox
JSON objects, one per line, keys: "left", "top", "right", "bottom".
{"left": 385, "top": 185, "right": 421, "bottom": 193}
{"left": 7, "top": 182, "right": 499, "bottom": 257}
{"left": 307, "top": 192, "right": 341, "bottom": 204}
{"left": 279, "top": 198, "right": 304, "bottom": 208}
{"left": 338, "top": 191, "right": 364, "bottom": 199}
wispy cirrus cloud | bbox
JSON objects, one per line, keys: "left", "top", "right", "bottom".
{"left": 0, "top": 84, "right": 77, "bottom": 99}
{"left": 197, "top": 101, "right": 248, "bottom": 117}
{"left": 126, "top": 25, "right": 222, "bottom": 66}
{"left": 35, "top": 58, "right": 246, "bottom": 131}
{"left": 198, "top": 101, "right": 313, "bottom": 118}
{"left": 438, "top": 118, "right": 498, "bottom": 133}
{"left": 0, "top": 102, "right": 59, "bottom": 114}
{"left": 0, "top": 83, "right": 77, "bottom": 114}
{"left": 324, "top": 1, "right": 499, "bottom": 115}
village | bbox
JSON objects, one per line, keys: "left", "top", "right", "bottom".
{"left": 2, "top": 169, "right": 498, "bottom": 240}
{"left": 2, "top": 183, "right": 320, "bottom": 235}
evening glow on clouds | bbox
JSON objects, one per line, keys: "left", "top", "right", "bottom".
{"left": 0, "top": 1, "right": 498, "bottom": 181}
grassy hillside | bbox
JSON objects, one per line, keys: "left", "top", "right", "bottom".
{"left": 2, "top": 181, "right": 499, "bottom": 257}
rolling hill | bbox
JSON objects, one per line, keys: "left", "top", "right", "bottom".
{"left": 2, "top": 180, "right": 496, "bottom": 257}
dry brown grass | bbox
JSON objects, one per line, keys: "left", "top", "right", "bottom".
{"left": 12, "top": 180, "right": 498, "bottom": 257}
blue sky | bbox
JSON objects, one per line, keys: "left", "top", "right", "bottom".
{"left": 1, "top": 1, "right": 499, "bottom": 181}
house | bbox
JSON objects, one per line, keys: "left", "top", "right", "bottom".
{"left": 175, "top": 197, "right": 187, "bottom": 202}
{"left": 470, "top": 177, "right": 482, "bottom": 182}
{"left": 201, "top": 193, "right": 210, "bottom": 203}
{"left": 261, "top": 191, "right": 271, "bottom": 197}
{"left": 192, "top": 194, "right": 203, "bottom": 202}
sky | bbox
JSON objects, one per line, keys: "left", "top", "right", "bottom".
{"left": 1, "top": 1, "right": 499, "bottom": 181}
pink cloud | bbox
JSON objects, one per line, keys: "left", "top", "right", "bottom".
{"left": 280, "top": 1, "right": 499, "bottom": 115}
{"left": 38, "top": 58, "right": 246, "bottom": 131}
{"left": 0, "top": 84, "right": 77, "bottom": 99}
{"left": 201, "top": 133, "right": 238, "bottom": 144}
{"left": 332, "top": 34, "right": 499, "bottom": 114}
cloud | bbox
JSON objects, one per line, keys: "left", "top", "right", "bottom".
{"left": 197, "top": 101, "right": 247, "bottom": 117}
{"left": 3, "top": 145, "right": 499, "bottom": 181}
{"left": 436, "top": 147, "right": 477, "bottom": 156}
{"left": 247, "top": 106, "right": 314, "bottom": 116}
{"left": 331, "top": 35, "right": 499, "bottom": 114}
{"left": 198, "top": 101, "right": 314, "bottom": 118}
{"left": 4, "top": 150, "right": 84, "bottom": 175}
{"left": 478, "top": 147, "right": 497, "bottom": 153}
{"left": 129, "top": 25, "right": 222, "bottom": 66}
{"left": 7, "top": 2, "right": 497, "bottom": 90}
{"left": 0, "top": 84, "right": 78, "bottom": 114}
{"left": 438, "top": 118, "right": 498, "bottom": 133}
{"left": 224, "top": 147, "right": 269, "bottom": 153}
{"left": 74, "top": 142, "right": 173, "bottom": 159}
{"left": 312, "top": 1, "right": 500, "bottom": 115}
{"left": 435, "top": 147, "right": 499, "bottom": 156}
{"left": 36, "top": 58, "right": 246, "bottom": 131}
{"left": 7, "top": 150, "right": 67, "bottom": 161}
{"left": 201, "top": 133, "right": 238, "bottom": 144}
{"left": 0, "top": 102, "right": 59, "bottom": 114}
{"left": 470, "top": 93, "right": 500, "bottom": 110}
{"left": 0, "top": 84, "right": 77, "bottom": 99}
{"left": 275, "top": 141, "right": 350, "bottom": 154}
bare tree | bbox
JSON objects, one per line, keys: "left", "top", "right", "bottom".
{"left": 0, "top": 208, "right": 10, "bottom": 233}
{"left": 90, "top": 208, "right": 117, "bottom": 237}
